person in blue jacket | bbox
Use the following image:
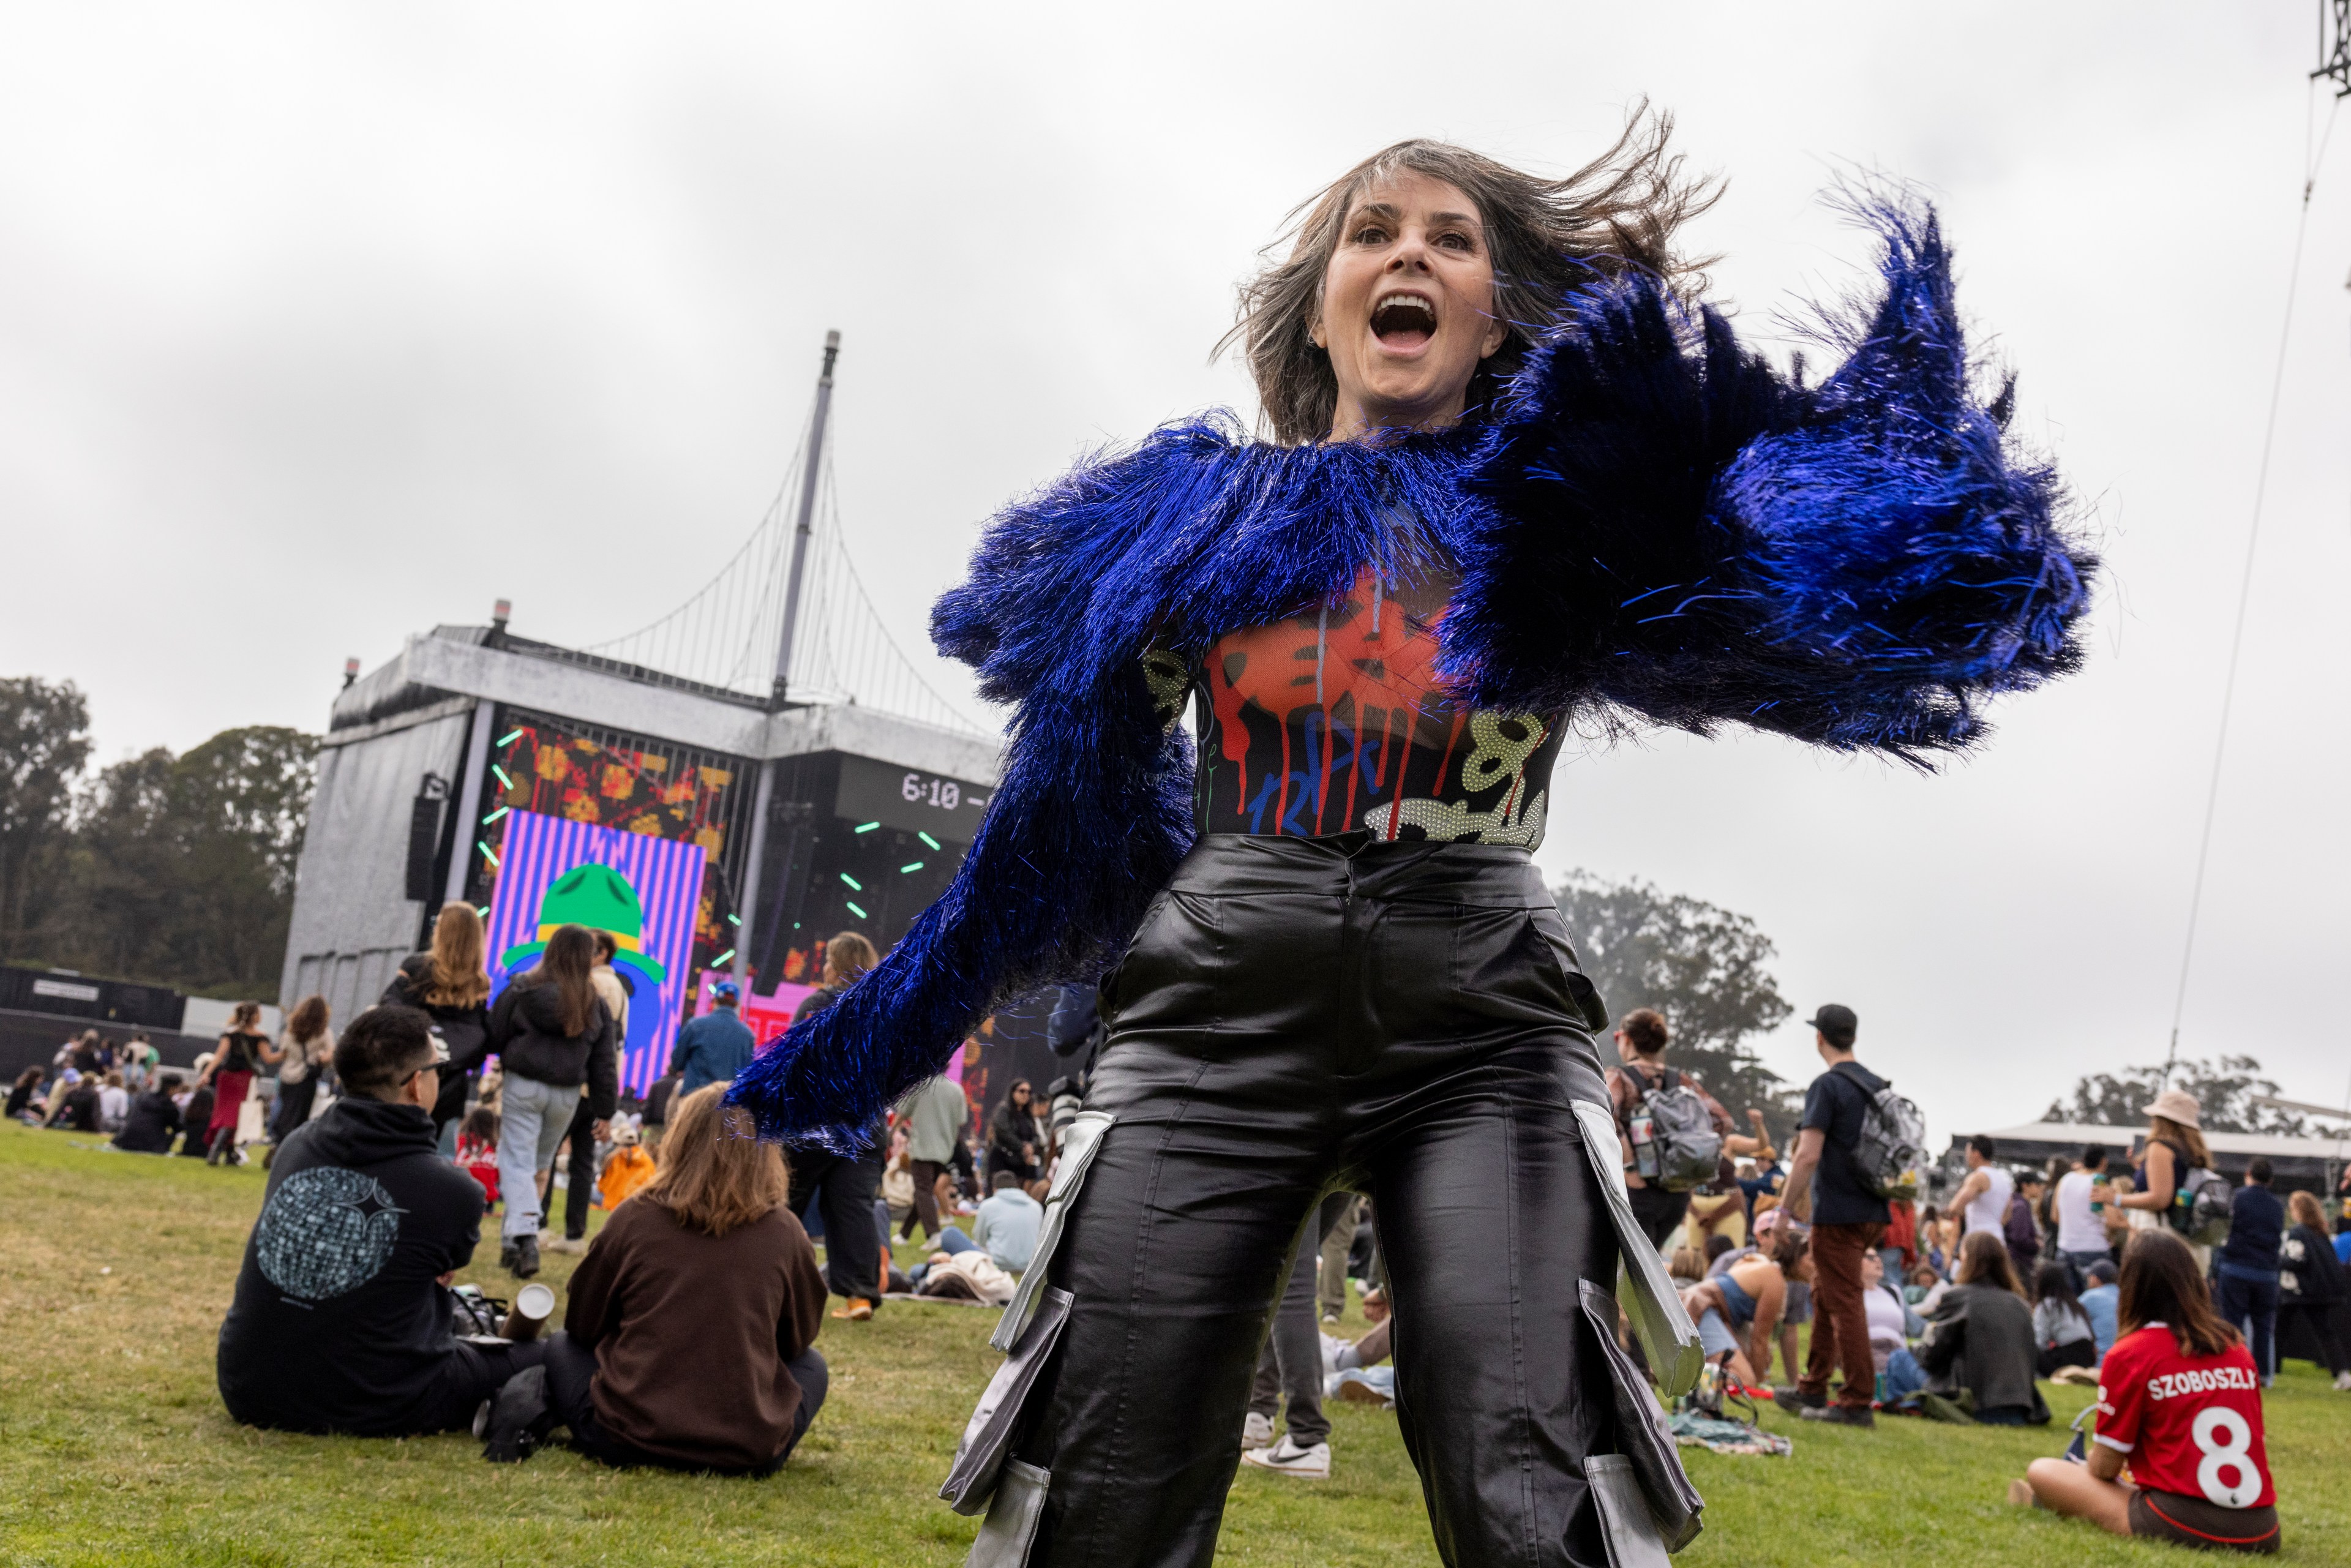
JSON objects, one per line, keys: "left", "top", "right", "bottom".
{"left": 671, "top": 981, "right": 756, "bottom": 1097}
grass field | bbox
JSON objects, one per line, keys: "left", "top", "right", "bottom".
{"left": 4, "top": 1122, "right": 2348, "bottom": 1567}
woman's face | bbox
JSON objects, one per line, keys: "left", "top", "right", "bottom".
{"left": 1013, "top": 1084, "right": 1031, "bottom": 1105}
{"left": 1861, "top": 1251, "right": 1883, "bottom": 1286}
{"left": 1314, "top": 170, "right": 1507, "bottom": 441}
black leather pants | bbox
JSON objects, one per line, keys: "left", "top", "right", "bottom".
{"left": 1012, "top": 832, "right": 1625, "bottom": 1568}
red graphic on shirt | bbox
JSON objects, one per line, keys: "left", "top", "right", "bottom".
{"left": 1196, "top": 567, "right": 1557, "bottom": 842}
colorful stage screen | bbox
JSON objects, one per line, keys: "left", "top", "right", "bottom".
{"left": 484, "top": 808, "right": 705, "bottom": 1096}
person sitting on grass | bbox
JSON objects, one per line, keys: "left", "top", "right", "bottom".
{"left": 484, "top": 1083, "right": 828, "bottom": 1474}
{"left": 2032, "top": 1261, "right": 2098, "bottom": 1377}
{"left": 1679, "top": 1222, "right": 1809, "bottom": 1390}
{"left": 1917, "top": 1231, "right": 2049, "bottom": 1426}
{"left": 111, "top": 1075, "right": 183, "bottom": 1153}
{"left": 970, "top": 1169, "right": 1042, "bottom": 1273}
{"left": 1862, "top": 1248, "right": 1927, "bottom": 1399}
{"left": 6, "top": 1067, "right": 44, "bottom": 1123}
{"left": 1322, "top": 1315, "right": 1395, "bottom": 1405}
{"left": 217, "top": 1005, "right": 549, "bottom": 1436}
{"left": 595, "top": 1119, "right": 657, "bottom": 1211}
{"left": 2009, "top": 1229, "right": 2279, "bottom": 1553}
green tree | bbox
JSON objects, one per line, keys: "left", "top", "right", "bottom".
{"left": 36, "top": 725, "right": 320, "bottom": 998}
{"left": 1551, "top": 869, "right": 1800, "bottom": 1138}
{"left": 2045, "top": 1055, "right": 2344, "bottom": 1138}
{"left": 0, "top": 676, "right": 92, "bottom": 961}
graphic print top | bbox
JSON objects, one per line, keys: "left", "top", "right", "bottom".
{"left": 1151, "top": 566, "right": 1563, "bottom": 846}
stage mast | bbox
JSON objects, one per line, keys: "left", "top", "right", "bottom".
{"left": 735, "top": 329, "right": 841, "bottom": 991}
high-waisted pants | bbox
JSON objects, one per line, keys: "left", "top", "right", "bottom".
{"left": 1010, "top": 832, "right": 1627, "bottom": 1568}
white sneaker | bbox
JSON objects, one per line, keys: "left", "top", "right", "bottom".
{"left": 1240, "top": 1411, "right": 1275, "bottom": 1450}
{"left": 1240, "top": 1436, "right": 1332, "bottom": 1479}
{"left": 543, "top": 1235, "right": 587, "bottom": 1256}
{"left": 1319, "top": 1333, "right": 1346, "bottom": 1377}
{"left": 2334, "top": 1370, "right": 2351, "bottom": 1392}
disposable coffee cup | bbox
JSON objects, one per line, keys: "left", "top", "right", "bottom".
{"left": 502, "top": 1281, "right": 556, "bottom": 1342}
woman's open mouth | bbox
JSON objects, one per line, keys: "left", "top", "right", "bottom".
{"left": 1369, "top": 290, "right": 1437, "bottom": 351}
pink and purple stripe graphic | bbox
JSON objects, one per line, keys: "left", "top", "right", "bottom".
{"left": 483, "top": 809, "right": 705, "bottom": 1097}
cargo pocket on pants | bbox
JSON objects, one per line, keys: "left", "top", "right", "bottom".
{"left": 992, "top": 1110, "right": 1113, "bottom": 1352}
{"left": 940, "top": 1286, "right": 1074, "bottom": 1516}
{"left": 1577, "top": 1280, "right": 1704, "bottom": 1555}
{"left": 966, "top": 1458, "right": 1050, "bottom": 1568}
{"left": 1570, "top": 1098, "right": 1703, "bottom": 1397}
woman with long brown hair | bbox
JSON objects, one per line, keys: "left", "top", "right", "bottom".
{"left": 730, "top": 111, "right": 2093, "bottom": 1566}
{"left": 269, "top": 994, "right": 334, "bottom": 1145}
{"left": 1917, "top": 1230, "right": 2046, "bottom": 1426}
{"left": 484, "top": 923, "right": 617, "bottom": 1280}
{"left": 2094, "top": 1089, "right": 2213, "bottom": 1262}
{"left": 383, "top": 901, "right": 495, "bottom": 1147}
{"left": 2012, "top": 1229, "right": 2279, "bottom": 1551}
{"left": 195, "top": 1001, "right": 281, "bottom": 1164}
{"left": 516, "top": 1084, "right": 828, "bottom": 1474}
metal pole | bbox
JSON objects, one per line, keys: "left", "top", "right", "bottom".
{"left": 772, "top": 329, "right": 840, "bottom": 706}
{"left": 732, "top": 759, "right": 776, "bottom": 989}
{"left": 735, "top": 330, "right": 838, "bottom": 993}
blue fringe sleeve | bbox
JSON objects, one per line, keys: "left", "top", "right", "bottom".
{"left": 724, "top": 427, "right": 1231, "bottom": 1148}
{"left": 1448, "top": 197, "right": 2093, "bottom": 757}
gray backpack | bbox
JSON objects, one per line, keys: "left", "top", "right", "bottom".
{"left": 2171, "top": 1165, "right": 2234, "bottom": 1248}
{"left": 1626, "top": 1068, "right": 1723, "bottom": 1193}
{"left": 1834, "top": 1063, "right": 1928, "bottom": 1202}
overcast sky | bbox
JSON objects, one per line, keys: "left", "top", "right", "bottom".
{"left": 4, "top": 3, "right": 2347, "bottom": 1141}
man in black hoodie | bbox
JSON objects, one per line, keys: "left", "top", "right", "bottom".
{"left": 217, "top": 1005, "right": 547, "bottom": 1435}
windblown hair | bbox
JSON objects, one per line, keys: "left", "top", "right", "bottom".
{"left": 517, "top": 924, "right": 600, "bottom": 1037}
{"left": 2120, "top": 1229, "right": 2238, "bottom": 1359}
{"left": 823, "top": 931, "right": 879, "bottom": 987}
{"left": 1955, "top": 1230, "right": 2025, "bottom": 1298}
{"left": 424, "top": 901, "right": 492, "bottom": 1008}
{"left": 1618, "top": 1007, "right": 1670, "bottom": 1056}
{"left": 227, "top": 1002, "right": 261, "bottom": 1032}
{"left": 285, "top": 994, "right": 331, "bottom": 1046}
{"left": 2148, "top": 1115, "right": 2211, "bottom": 1172}
{"left": 645, "top": 1084, "right": 790, "bottom": 1237}
{"left": 1224, "top": 104, "right": 1718, "bottom": 445}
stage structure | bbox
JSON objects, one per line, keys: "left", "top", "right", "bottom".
{"left": 279, "top": 333, "right": 1008, "bottom": 1097}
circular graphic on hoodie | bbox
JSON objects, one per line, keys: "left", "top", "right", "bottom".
{"left": 254, "top": 1167, "right": 406, "bottom": 1300}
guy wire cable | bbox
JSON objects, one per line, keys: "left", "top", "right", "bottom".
{"left": 2161, "top": 82, "right": 2342, "bottom": 1085}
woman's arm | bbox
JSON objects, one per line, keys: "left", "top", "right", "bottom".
{"left": 2110, "top": 1143, "right": 2173, "bottom": 1211}
{"left": 1452, "top": 195, "right": 2091, "bottom": 757}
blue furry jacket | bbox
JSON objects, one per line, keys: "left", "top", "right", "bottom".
{"left": 730, "top": 203, "right": 2094, "bottom": 1147}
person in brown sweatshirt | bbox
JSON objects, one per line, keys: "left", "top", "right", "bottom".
{"left": 539, "top": 1084, "right": 828, "bottom": 1473}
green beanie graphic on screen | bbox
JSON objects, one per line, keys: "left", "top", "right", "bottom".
{"left": 496, "top": 863, "right": 669, "bottom": 983}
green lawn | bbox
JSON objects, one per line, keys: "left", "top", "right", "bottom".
{"left": 3, "top": 1122, "right": 2347, "bottom": 1566}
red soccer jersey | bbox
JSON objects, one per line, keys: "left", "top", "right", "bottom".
{"left": 2094, "top": 1324, "right": 2274, "bottom": 1509}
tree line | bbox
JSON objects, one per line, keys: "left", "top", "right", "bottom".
{"left": 0, "top": 674, "right": 318, "bottom": 1000}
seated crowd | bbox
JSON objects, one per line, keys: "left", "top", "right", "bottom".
{"left": 17, "top": 943, "right": 2340, "bottom": 1550}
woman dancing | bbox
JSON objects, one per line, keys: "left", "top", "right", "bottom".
{"left": 733, "top": 111, "right": 2091, "bottom": 1568}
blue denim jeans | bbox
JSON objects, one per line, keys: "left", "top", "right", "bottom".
{"left": 2216, "top": 1262, "right": 2281, "bottom": 1380}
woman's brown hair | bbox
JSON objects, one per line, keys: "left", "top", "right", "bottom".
{"left": 285, "top": 994, "right": 331, "bottom": 1045}
{"left": 2148, "top": 1114, "right": 2211, "bottom": 1171}
{"left": 1955, "top": 1230, "right": 2025, "bottom": 1297}
{"left": 2289, "top": 1190, "right": 2328, "bottom": 1231}
{"left": 2119, "top": 1229, "right": 2239, "bottom": 1359}
{"left": 227, "top": 1001, "right": 261, "bottom": 1033}
{"left": 424, "top": 901, "right": 491, "bottom": 1008}
{"left": 1618, "top": 1007, "right": 1669, "bottom": 1057}
{"left": 823, "top": 931, "right": 879, "bottom": 987}
{"left": 1223, "top": 103, "right": 1717, "bottom": 446}
{"left": 519, "top": 924, "right": 600, "bottom": 1037}
{"left": 643, "top": 1084, "right": 790, "bottom": 1237}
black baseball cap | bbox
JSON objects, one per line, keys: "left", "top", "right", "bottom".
{"left": 1804, "top": 1004, "right": 1858, "bottom": 1047}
